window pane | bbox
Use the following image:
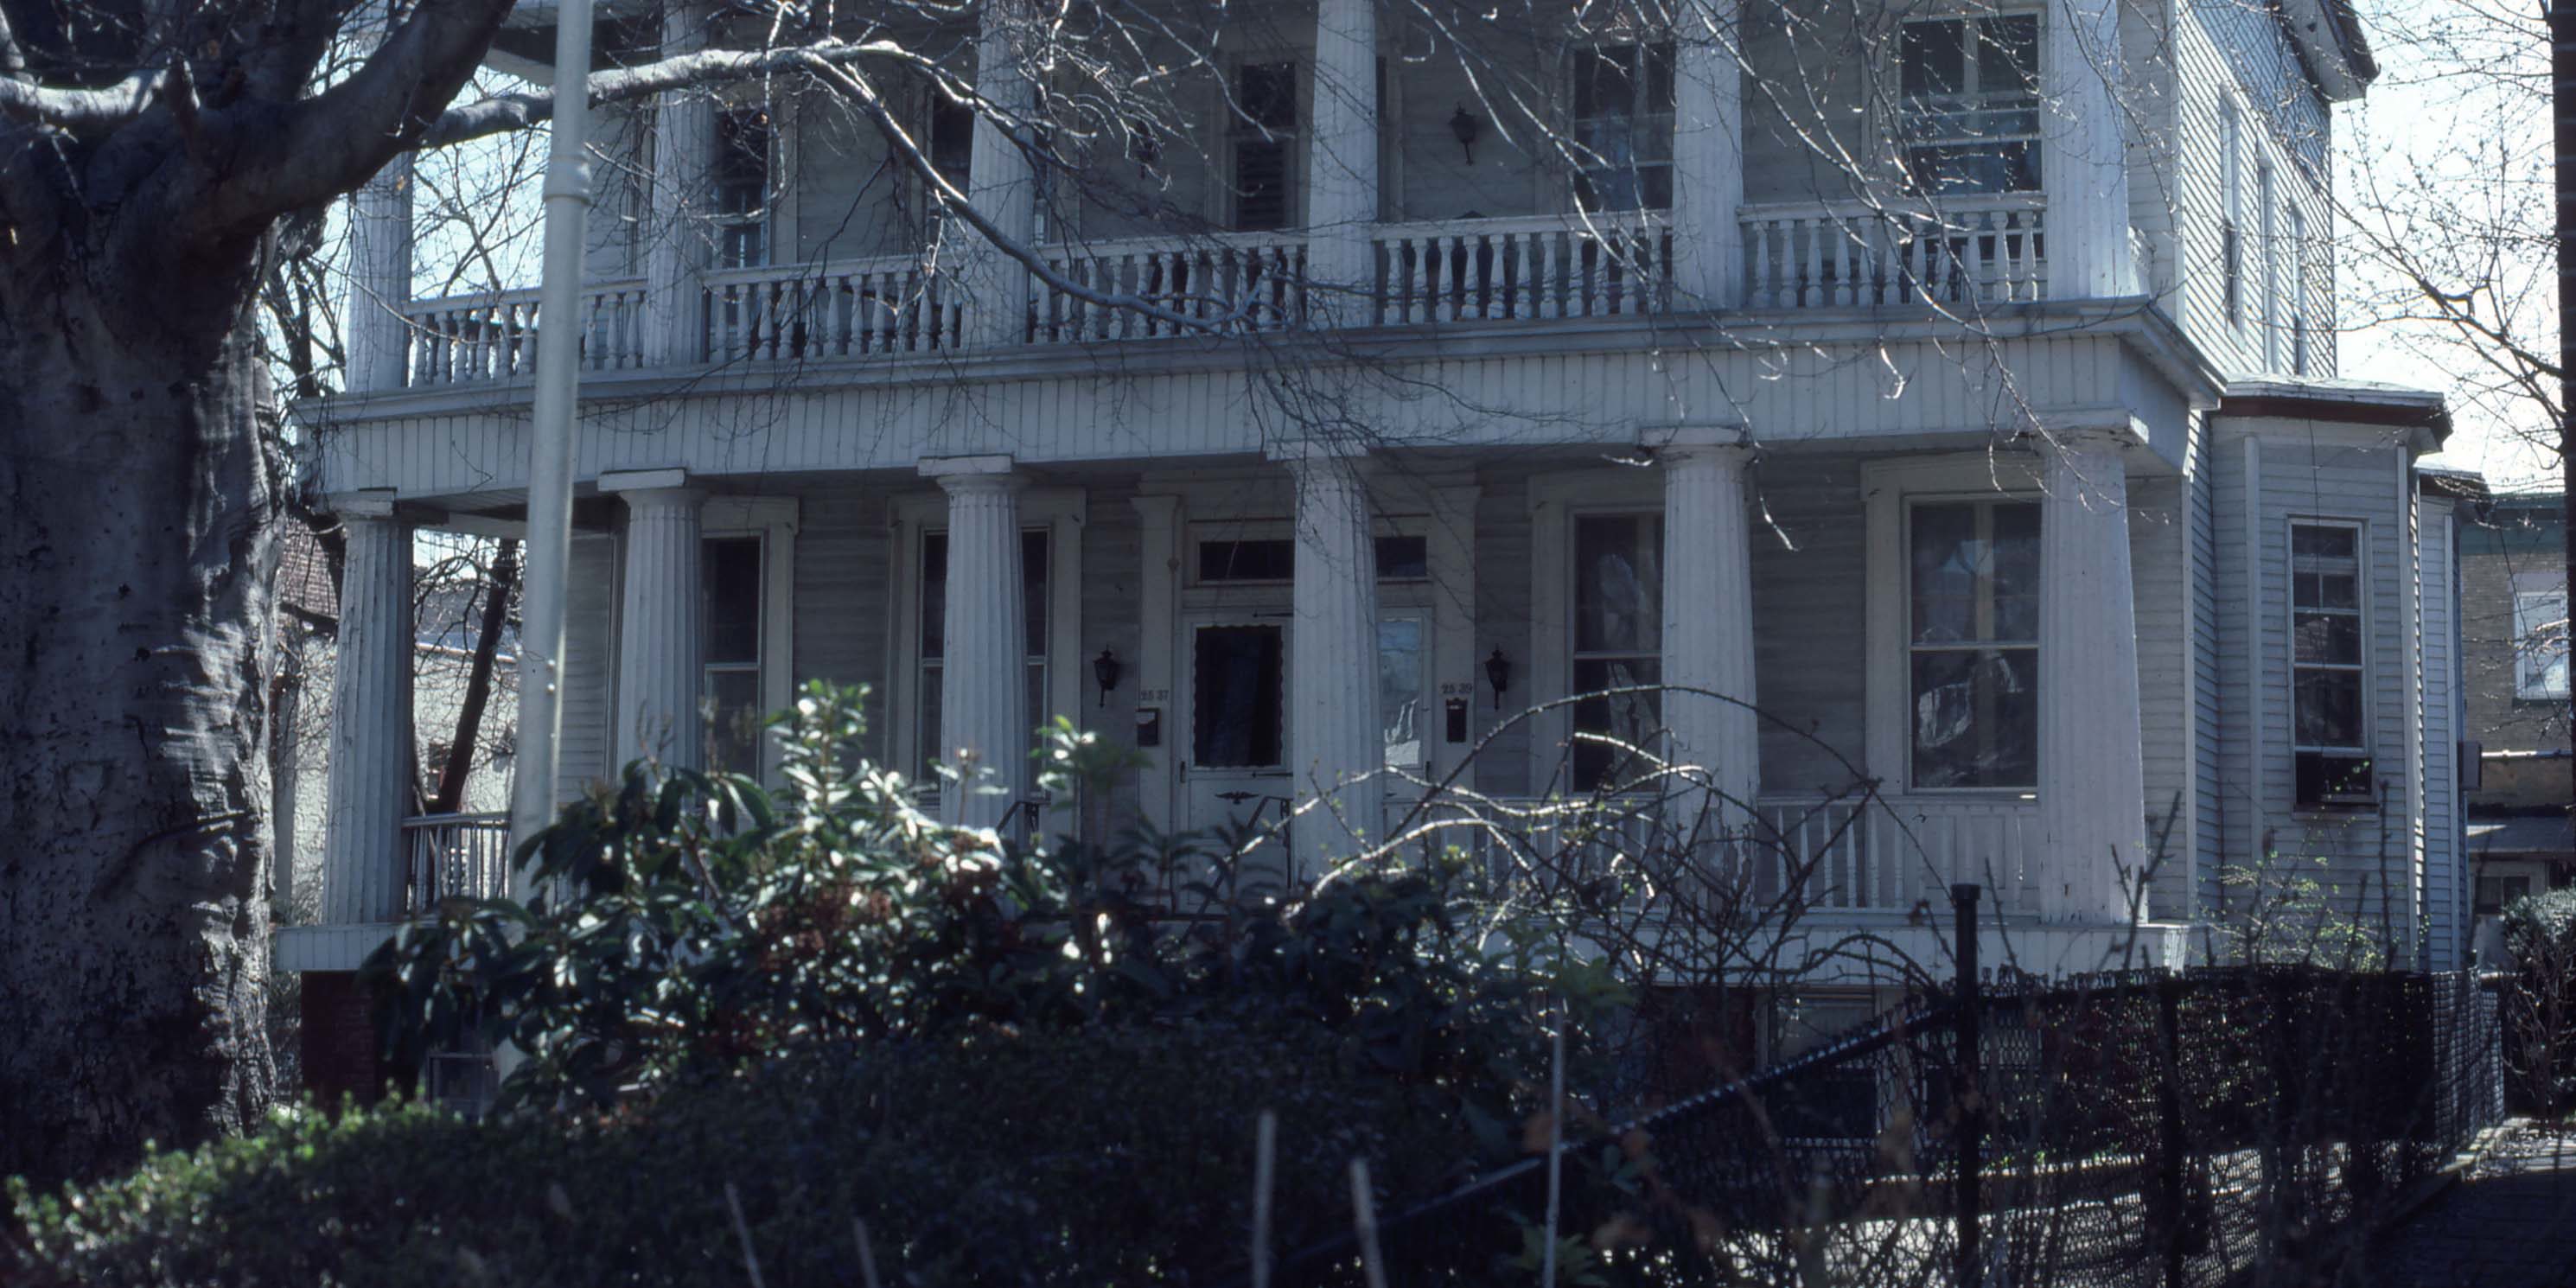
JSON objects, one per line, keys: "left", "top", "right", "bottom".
{"left": 1989, "top": 503, "right": 2040, "bottom": 640}
{"left": 1374, "top": 535, "right": 1429, "bottom": 579}
{"left": 928, "top": 95, "right": 974, "bottom": 187}
{"left": 920, "top": 532, "right": 947, "bottom": 660}
{"left": 705, "top": 667, "right": 762, "bottom": 775}
{"left": 1198, "top": 538, "right": 1295, "bottom": 582}
{"left": 1910, "top": 503, "right": 1980, "bottom": 644}
{"left": 2294, "top": 670, "right": 2363, "bottom": 749}
{"left": 1028, "top": 661, "right": 1049, "bottom": 750}
{"left": 703, "top": 536, "right": 763, "bottom": 665}
{"left": 1380, "top": 618, "right": 1424, "bottom": 769}
{"left": 2292, "top": 526, "right": 2357, "bottom": 560}
{"left": 1192, "top": 625, "right": 1285, "bottom": 768}
{"left": 2292, "top": 611, "right": 2361, "bottom": 666}
{"left": 1910, "top": 647, "right": 2037, "bottom": 789}
{"left": 1902, "top": 21, "right": 1965, "bottom": 98}
{"left": 2294, "top": 570, "right": 2359, "bottom": 610}
{"left": 918, "top": 663, "right": 942, "bottom": 775}
{"left": 1240, "top": 61, "right": 1298, "bottom": 130}
{"left": 1978, "top": 16, "right": 2040, "bottom": 95}
{"left": 1572, "top": 656, "right": 1661, "bottom": 791}
{"left": 1023, "top": 530, "right": 1049, "bottom": 657}
{"left": 1574, "top": 514, "right": 1662, "bottom": 654}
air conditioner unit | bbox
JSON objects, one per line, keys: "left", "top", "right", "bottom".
{"left": 2295, "top": 751, "right": 2374, "bottom": 808}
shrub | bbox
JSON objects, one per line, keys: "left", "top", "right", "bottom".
{"left": 2502, "top": 885, "right": 2576, "bottom": 1114}
{"left": 5, "top": 1022, "right": 1494, "bottom": 1287}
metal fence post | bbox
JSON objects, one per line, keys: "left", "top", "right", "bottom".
{"left": 2157, "top": 973, "right": 2189, "bottom": 1288}
{"left": 1953, "top": 882, "right": 1982, "bottom": 1288}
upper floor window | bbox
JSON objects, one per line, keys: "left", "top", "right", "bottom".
{"left": 1570, "top": 513, "right": 1663, "bottom": 791}
{"left": 2291, "top": 523, "right": 2371, "bottom": 805}
{"left": 2515, "top": 586, "right": 2569, "bottom": 701}
{"left": 713, "top": 107, "right": 771, "bottom": 270}
{"left": 1571, "top": 42, "right": 1675, "bottom": 212}
{"left": 1907, "top": 500, "right": 2039, "bottom": 789}
{"left": 2221, "top": 101, "right": 2244, "bottom": 328}
{"left": 1231, "top": 61, "right": 1300, "bottom": 231}
{"left": 1898, "top": 15, "right": 2041, "bottom": 195}
{"left": 928, "top": 92, "right": 975, "bottom": 190}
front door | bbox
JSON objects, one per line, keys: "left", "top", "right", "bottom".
{"left": 1181, "top": 617, "right": 1292, "bottom": 854}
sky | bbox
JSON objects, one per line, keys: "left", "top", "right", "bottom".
{"left": 2338, "top": 0, "right": 2558, "bottom": 493}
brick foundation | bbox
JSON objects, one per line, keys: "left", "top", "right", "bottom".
{"left": 299, "top": 971, "right": 392, "bottom": 1107}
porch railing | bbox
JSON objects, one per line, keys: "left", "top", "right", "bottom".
{"left": 1738, "top": 195, "right": 2047, "bottom": 310}
{"left": 700, "top": 254, "right": 961, "bottom": 364}
{"left": 1385, "top": 793, "right": 2039, "bottom": 916}
{"left": 402, "top": 279, "right": 647, "bottom": 386}
{"left": 1033, "top": 233, "right": 1309, "bottom": 342}
{"left": 400, "top": 812, "right": 513, "bottom": 915}
{"left": 1371, "top": 213, "right": 1672, "bottom": 324}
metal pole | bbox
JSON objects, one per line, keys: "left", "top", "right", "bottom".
{"left": 507, "top": 0, "right": 598, "bottom": 872}
{"left": 2555, "top": 0, "right": 2576, "bottom": 858}
{"left": 1953, "top": 882, "right": 1983, "bottom": 1288}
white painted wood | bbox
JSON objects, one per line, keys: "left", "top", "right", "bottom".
{"left": 607, "top": 481, "right": 706, "bottom": 768}
{"left": 1278, "top": 443, "right": 1381, "bottom": 864}
{"left": 2416, "top": 488, "right": 2463, "bottom": 970}
{"left": 2037, "top": 430, "right": 2148, "bottom": 924}
{"left": 1131, "top": 494, "right": 1183, "bottom": 828}
{"left": 924, "top": 458, "right": 1029, "bottom": 826}
{"left": 2045, "top": 0, "right": 2133, "bottom": 297}
{"left": 961, "top": 0, "right": 1038, "bottom": 348}
{"left": 644, "top": 0, "right": 713, "bottom": 366}
{"left": 322, "top": 496, "right": 411, "bottom": 925}
{"left": 1428, "top": 483, "right": 1480, "bottom": 790}
{"left": 1303, "top": 0, "right": 1378, "bottom": 321}
{"left": 1670, "top": 0, "right": 1743, "bottom": 308}
{"left": 1658, "top": 437, "right": 1758, "bottom": 821}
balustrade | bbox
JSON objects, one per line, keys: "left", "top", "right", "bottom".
{"left": 700, "top": 257, "right": 961, "bottom": 364}
{"left": 400, "top": 812, "right": 512, "bottom": 915}
{"left": 1740, "top": 198, "right": 2047, "bottom": 310}
{"left": 402, "top": 282, "right": 647, "bottom": 387}
{"left": 1372, "top": 214, "right": 1671, "bottom": 324}
{"left": 1033, "top": 234, "right": 1307, "bottom": 342}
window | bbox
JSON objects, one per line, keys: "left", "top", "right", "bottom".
{"left": 1231, "top": 61, "right": 1299, "bottom": 231}
{"left": 1571, "top": 42, "right": 1675, "bottom": 211}
{"left": 2288, "top": 205, "right": 2311, "bottom": 375}
{"left": 1192, "top": 624, "right": 1285, "bottom": 768}
{"left": 1193, "top": 535, "right": 1431, "bottom": 583}
{"left": 2476, "top": 874, "right": 2535, "bottom": 916}
{"left": 1907, "top": 501, "right": 2040, "bottom": 789}
{"left": 1380, "top": 617, "right": 1425, "bottom": 770}
{"left": 927, "top": 92, "right": 975, "bottom": 190}
{"left": 1898, "top": 15, "right": 2041, "bottom": 194}
{"left": 2259, "top": 163, "right": 2279, "bottom": 368}
{"left": 702, "top": 535, "right": 766, "bottom": 775}
{"left": 2515, "top": 587, "right": 2569, "bottom": 700}
{"left": 2221, "top": 101, "right": 2243, "bottom": 328}
{"left": 2291, "top": 523, "right": 2370, "bottom": 805}
{"left": 713, "top": 107, "right": 771, "bottom": 270}
{"left": 1570, "top": 513, "right": 1663, "bottom": 791}
{"left": 917, "top": 529, "right": 1051, "bottom": 775}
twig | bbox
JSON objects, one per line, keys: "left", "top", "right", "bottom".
{"left": 724, "top": 1182, "right": 768, "bottom": 1288}
{"left": 852, "top": 1217, "right": 883, "bottom": 1288}
{"left": 1349, "top": 1157, "right": 1388, "bottom": 1288}
{"left": 1253, "top": 1109, "right": 1278, "bottom": 1288}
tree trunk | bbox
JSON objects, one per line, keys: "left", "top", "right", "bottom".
{"left": 431, "top": 539, "right": 519, "bottom": 815}
{"left": 0, "top": 284, "right": 281, "bottom": 1188}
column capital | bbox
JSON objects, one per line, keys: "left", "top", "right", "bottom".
{"left": 924, "top": 454, "right": 1025, "bottom": 498}
{"left": 325, "top": 488, "right": 400, "bottom": 519}
{"left": 598, "top": 467, "right": 692, "bottom": 493}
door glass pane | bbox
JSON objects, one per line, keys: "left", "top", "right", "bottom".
{"left": 1379, "top": 618, "right": 1424, "bottom": 769}
{"left": 1193, "top": 626, "right": 1285, "bottom": 768}
{"left": 1574, "top": 514, "right": 1662, "bottom": 654}
{"left": 1572, "top": 656, "right": 1661, "bottom": 791}
{"left": 1910, "top": 647, "right": 2037, "bottom": 789}
{"left": 703, "top": 536, "right": 763, "bottom": 665}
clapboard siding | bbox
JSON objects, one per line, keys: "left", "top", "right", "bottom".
{"left": 2190, "top": 412, "right": 2222, "bottom": 922}
{"left": 1750, "top": 455, "right": 1869, "bottom": 793}
{"left": 1470, "top": 462, "right": 1540, "bottom": 798}
{"left": 2132, "top": 473, "right": 2190, "bottom": 917}
{"left": 1079, "top": 481, "right": 1149, "bottom": 835}
{"left": 2415, "top": 491, "right": 2464, "bottom": 969}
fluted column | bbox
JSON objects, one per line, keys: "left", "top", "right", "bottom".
{"left": 644, "top": 0, "right": 714, "bottom": 364}
{"left": 2037, "top": 430, "right": 2146, "bottom": 923}
{"left": 344, "top": 0, "right": 413, "bottom": 390}
{"left": 925, "top": 456, "right": 1029, "bottom": 828}
{"left": 1303, "top": 0, "right": 1378, "bottom": 321}
{"left": 2044, "top": 0, "right": 2131, "bottom": 296}
{"left": 960, "top": 0, "right": 1037, "bottom": 347}
{"left": 322, "top": 493, "right": 412, "bottom": 924}
{"left": 605, "top": 473, "right": 705, "bottom": 768}
{"left": 1671, "top": 0, "right": 1744, "bottom": 309}
{"left": 1659, "top": 437, "right": 1759, "bottom": 824}
{"left": 1281, "top": 443, "right": 1382, "bottom": 867}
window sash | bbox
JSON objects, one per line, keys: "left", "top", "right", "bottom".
{"left": 1897, "top": 16, "right": 2042, "bottom": 194}
{"left": 2516, "top": 589, "right": 2569, "bottom": 700}
{"left": 2289, "top": 523, "right": 2366, "bottom": 753}
{"left": 1569, "top": 510, "right": 1663, "bottom": 791}
{"left": 1571, "top": 42, "right": 1675, "bottom": 211}
{"left": 1905, "top": 500, "right": 2040, "bottom": 790}
{"left": 701, "top": 533, "right": 767, "bottom": 776}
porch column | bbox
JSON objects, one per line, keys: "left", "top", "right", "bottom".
{"left": 344, "top": 0, "right": 412, "bottom": 391}
{"left": 643, "top": 0, "right": 713, "bottom": 365}
{"left": 322, "top": 492, "right": 412, "bottom": 925}
{"left": 1280, "top": 443, "right": 1382, "bottom": 865}
{"left": 1303, "top": 0, "right": 1378, "bottom": 321}
{"left": 1670, "top": 0, "right": 1744, "bottom": 309}
{"left": 2037, "top": 429, "right": 2146, "bottom": 923}
{"left": 2044, "top": 0, "right": 2131, "bottom": 296}
{"left": 925, "top": 456, "right": 1029, "bottom": 828}
{"left": 603, "top": 470, "right": 705, "bottom": 768}
{"left": 960, "top": 0, "right": 1037, "bottom": 348}
{"left": 1658, "top": 437, "right": 1759, "bottom": 824}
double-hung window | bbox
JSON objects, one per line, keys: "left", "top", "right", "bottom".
{"left": 2290, "top": 523, "right": 2371, "bottom": 805}
{"left": 701, "top": 536, "right": 767, "bottom": 775}
{"left": 916, "top": 529, "right": 1051, "bottom": 775}
{"left": 2221, "top": 102, "right": 2243, "bottom": 328}
{"left": 2515, "top": 584, "right": 2569, "bottom": 701}
{"left": 713, "top": 107, "right": 771, "bottom": 270}
{"left": 1897, "top": 14, "right": 2042, "bottom": 194}
{"left": 1570, "top": 513, "right": 1664, "bottom": 791}
{"left": 1230, "top": 61, "right": 1300, "bottom": 231}
{"left": 1906, "top": 501, "right": 2040, "bottom": 789}
{"left": 2259, "top": 163, "right": 2279, "bottom": 369}
{"left": 1571, "top": 42, "right": 1675, "bottom": 211}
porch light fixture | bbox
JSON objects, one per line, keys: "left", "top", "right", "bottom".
{"left": 1449, "top": 104, "right": 1482, "bottom": 165}
{"left": 1093, "top": 649, "right": 1123, "bottom": 707}
{"left": 1484, "top": 648, "right": 1511, "bottom": 709}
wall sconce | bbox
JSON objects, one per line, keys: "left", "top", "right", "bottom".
{"left": 1449, "top": 105, "right": 1482, "bottom": 165}
{"left": 1484, "top": 648, "right": 1511, "bottom": 710}
{"left": 1092, "top": 649, "right": 1123, "bottom": 707}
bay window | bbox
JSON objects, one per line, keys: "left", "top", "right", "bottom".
{"left": 2290, "top": 522, "right": 2371, "bottom": 805}
{"left": 1907, "top": 500, "right": 2039, "bottom": 790}
{"left": 1897, "top": 14, "right": 2041, "bottom": 194}
{"left": 1570, "top": 513, "right": 1663, "bottom": 791}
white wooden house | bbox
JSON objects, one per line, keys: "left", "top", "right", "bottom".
{"left": 277, "top": 0, "right": 2476, "bottom": 1088}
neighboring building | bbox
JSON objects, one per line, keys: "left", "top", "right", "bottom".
{"left": 2458, "top": 491, "right": 2572, "bottom": 923}
{"left": 279, "top": 0, "right": 2477, "bottom": 1090}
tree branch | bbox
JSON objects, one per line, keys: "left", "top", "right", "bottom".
{"left": 418, "top": 38, "right": 914, "bottom": 149}
{"left": 0, "top": 71, "right": 163, "bottom": 130}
